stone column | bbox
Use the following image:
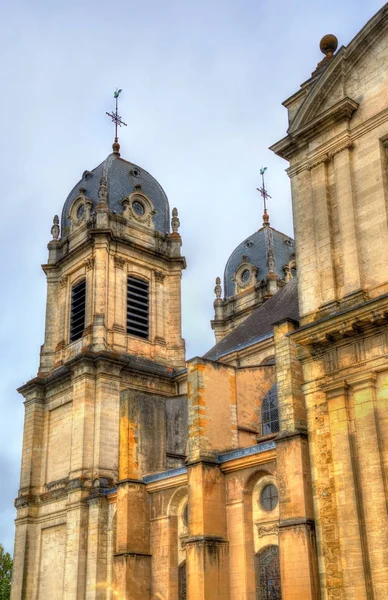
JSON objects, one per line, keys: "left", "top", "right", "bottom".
{"left": 325, "top": 381, "right": 369, "bottom": 599}
{"left": 92, "top": 235, "right": 109, "bottom": 350}
{"left": 63, "top": 498, "right": 89, "bottom": 599}
{"left": 10, "top": 518, "right": 28, "bottom": 600}
{"left": 113, "top": 256, "right": 126, "bottom": 332}
{"left": 226, "top": 496, "right": 254, "bottom": 599}
{"left": 289, "top": 168, "right": 320, "bottom": 320}
{"left": 350, "top": 373, "right": 388, "bottom": 600}
{"left": 92, "top": 360, "right": 120, "bottom": 483}
{"left": 186, "top": 461, "right": 230, "bottom": 600}
{"left": 310, "top": 161, "right": 337, "bottom": 308}
{"left": 18, "top": 384, "right": 45, "bottom": 494}
{"left": 69, "top": 360, "right": 95, "bottom": 482}
{"left": 333, "top": 147, "right": 362, "bottom": 300}
{"left": 114, "top": 481, "right": 151, "bottom": 599}
{"left": 85, "top": 495, "right": 109, "bottom": 599}
{"left": 115, "top": 390, "right": 151, "bottom": 599}
{"left": 274, "top": 320, "right": 320, "bottom": 599}
{"left": 150, "top": 514, "right": 178, "bottom": 600}
{"left": 154, "top": 270, "right": 166, "bottom": 344}
{"left": 40, "top": 268, "right": 60, "bottom": 373}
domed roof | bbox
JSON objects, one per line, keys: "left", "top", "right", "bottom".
{"left": 61, "top": 152, "right": 170, "bottom": 236}
{"left": 223, "top": 225, "right": 295, "bottom": 297}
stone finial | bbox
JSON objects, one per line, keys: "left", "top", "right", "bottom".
{"left": 214, "top": 276, "right": 222, "bottom": 299}
{"left": 171, "top": 207, "right": 180, "bottom": 233}
{"left": 98, "top": 175, "right": 108, "bottom": 205}
{"left": 51, "top": 215, "right": 60, "bottom": 240}
{"left": 320, "top": 34, "right": 338, "bottom": 58}
{"left": 312, "top": 34, "right": 338, "bottom": 76}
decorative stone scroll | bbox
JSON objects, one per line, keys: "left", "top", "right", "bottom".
{"left": 114, "top": 256, "right": 126, "bottom": 269}
{"left": 257, "top": 524, "right": 279, "bottom": 538}
{"left": 154, "top": 270, "right": 166, "bottom": 282}
{"left": 84, "top": 257, "right": 95, "bottom": 270}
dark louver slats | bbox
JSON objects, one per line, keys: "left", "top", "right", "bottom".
{"left": 70, "top": 280, "right": 86, "bottom": 342}
{"left": 127, "top": 277, "right": 149, "bottom": 339}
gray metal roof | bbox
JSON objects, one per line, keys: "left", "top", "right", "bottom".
{"left": 204, "top": 277, "right": 299, "bottom": 361}
{"left": 223, "top": 226, "right": 295, "bottom": 297}
{"left": 61, "top": 153, "right": 170, "bottom": 236}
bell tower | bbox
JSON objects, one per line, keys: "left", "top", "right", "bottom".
{"left": 12, "top": 97, "right": 187, "bottom": 600}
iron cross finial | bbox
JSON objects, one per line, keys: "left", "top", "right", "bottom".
{"left": 106, "top": 88, "right": 127, "bottom": 155}
{"left": 257, "top": 167, "right": 271, "bottom": 226}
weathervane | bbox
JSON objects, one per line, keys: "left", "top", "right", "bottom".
{"left": 257, "top": 166, "right": 271, "bottom": 226}
{"left": 106, "top": 88, "right": 127, "bottom": 155}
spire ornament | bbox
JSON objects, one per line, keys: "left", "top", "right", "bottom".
{"left": 171, "top": 207, "right": 180, "bottom": 233}
{"left": 51, "top": 215, "right": 60, "bottom": 240}
{"left": 214, "top": 277, "right": 222, "bottom": 300}
{"left": 106, "top": 88, "right": 127, "bottom": 155}
{"left": 257, "top": 167, "right": 271, "bottom": 227}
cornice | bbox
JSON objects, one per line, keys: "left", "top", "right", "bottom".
{"left": 286, "top": 107, "right": 388, "bottom": 177}
{"left": 291, "top": 293, "right": 388, "bottom": 349}
{"left": 270, "top": 97, "right": 358, "bottom": 160}
{"left": 145, "top": 472, "right": 187, "bottom": 493}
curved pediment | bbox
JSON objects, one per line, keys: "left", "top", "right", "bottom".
{"left": 273, "top": 4, "right": 388, "bottom": 159}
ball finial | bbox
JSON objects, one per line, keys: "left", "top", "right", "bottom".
{"left": 319, "top": 34, "right": 338, "bottom": 57}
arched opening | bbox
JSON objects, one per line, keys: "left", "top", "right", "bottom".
{"left": 255, "top": 545, "right": 282, "bottom": 600}
{"left": 261, "top": 384, "right": 279, "bottom": 435}
{"left": 178, "top": 560, "right": 186, "bottom": 600}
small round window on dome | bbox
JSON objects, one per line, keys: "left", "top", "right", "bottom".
{"left": 241, "top": 269, "right": 251, "bottom": 283}
{"left": 244, "top": 240, "right": 253, "bottom": 248}
{"left": 260, "top": 484, "right": 278, "bottom": 511}
{"left": 77, "top": 204, "right": 85, "bottom": 219}
{"left": 130, "top": 168, "right": 140, "bottom": 178}
{"left": 132, "top": 200, "right": 145, "bottom": 216}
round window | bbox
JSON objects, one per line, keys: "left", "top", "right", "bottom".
{"left": 260, "top": 484, "right": 279, "bottom": 511}
{"left": 241, "top": 269, "right": 251, "bottom": 283}
{"left": 132, "top": 200, "right": 145, "bottom": 216}
{"left": 77, "top": 204, "right": 85, "bottom": 219}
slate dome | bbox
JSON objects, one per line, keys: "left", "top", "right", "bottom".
{"left": 61, "top": 152, "right": 170, "bottom": 236}
{"left": 223, "top": 226, "right": 295, "bottom": 298}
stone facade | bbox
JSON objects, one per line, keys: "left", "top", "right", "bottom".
{"left": 10, "top": 5, "right": 388, "bottom": 600}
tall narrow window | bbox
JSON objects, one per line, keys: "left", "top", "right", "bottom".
{"left": 255, "top": 546, "right": 282, "bottom": 600}
{"left": 178, "top": 561, "right": 186, "bottom": 600}
{"left": 127, "top": 276, "right": 149, "bottom": 339}
{"left": 70, "top": 279, "right": 86, "bottom": 342}
{"left": 261, "top": 384, "right": 279, "bottom": 435}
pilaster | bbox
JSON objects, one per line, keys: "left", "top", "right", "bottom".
{"left": 333, "top": 147, "right": 362, "bottom": 299}
{"left": 85, "top": 494, "right": 109, "bottom": 599}
{"left": 349, "top": 373, "right": 388, "bottom": 599}
{"left": 310, "top": 161, "right": 337, "bottom": 307}
{"left": 325, "top": 381, "right": 369, "bottom": 599}
{"left": 186, "top": 461, "right": 230, "bottom": 599}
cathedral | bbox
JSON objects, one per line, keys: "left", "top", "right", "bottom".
{"left": 10, "top": 5, "right": 388, "bottom": 599}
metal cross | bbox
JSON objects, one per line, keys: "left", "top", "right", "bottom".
{"left": 106, "top": 88, "right": 127, "bottom": 143}
{"left": 257, "top": 166, "right": 272, "bottom": 213}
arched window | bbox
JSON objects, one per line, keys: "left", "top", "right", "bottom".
{"left": 70, "top": 279, "right": 86, "bottom": 341}
{"left": 261, "top": 385, "right": 279, "bottom": 435}
{"left": 127, "top": 276, "right": 149, "bottom": 339}
{"left": 255, "top": 545, "right": 282, "bottom": 600}
{"left": 179, "top": 561, "right": 186, "bottom": 600}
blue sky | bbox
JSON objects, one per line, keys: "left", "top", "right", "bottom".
{"left": 0, "top": 0, "right": 384, "bottom": 553}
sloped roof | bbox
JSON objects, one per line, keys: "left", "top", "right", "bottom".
{"left": 204, "top": 277, "right": 299, "bottom": 361}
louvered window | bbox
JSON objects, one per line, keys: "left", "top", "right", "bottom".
{"left": 70, "top": 279, "right": 86, "bottom": 342}
{"left": 127, "top": 276, "right": 149, "bottom": 339}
